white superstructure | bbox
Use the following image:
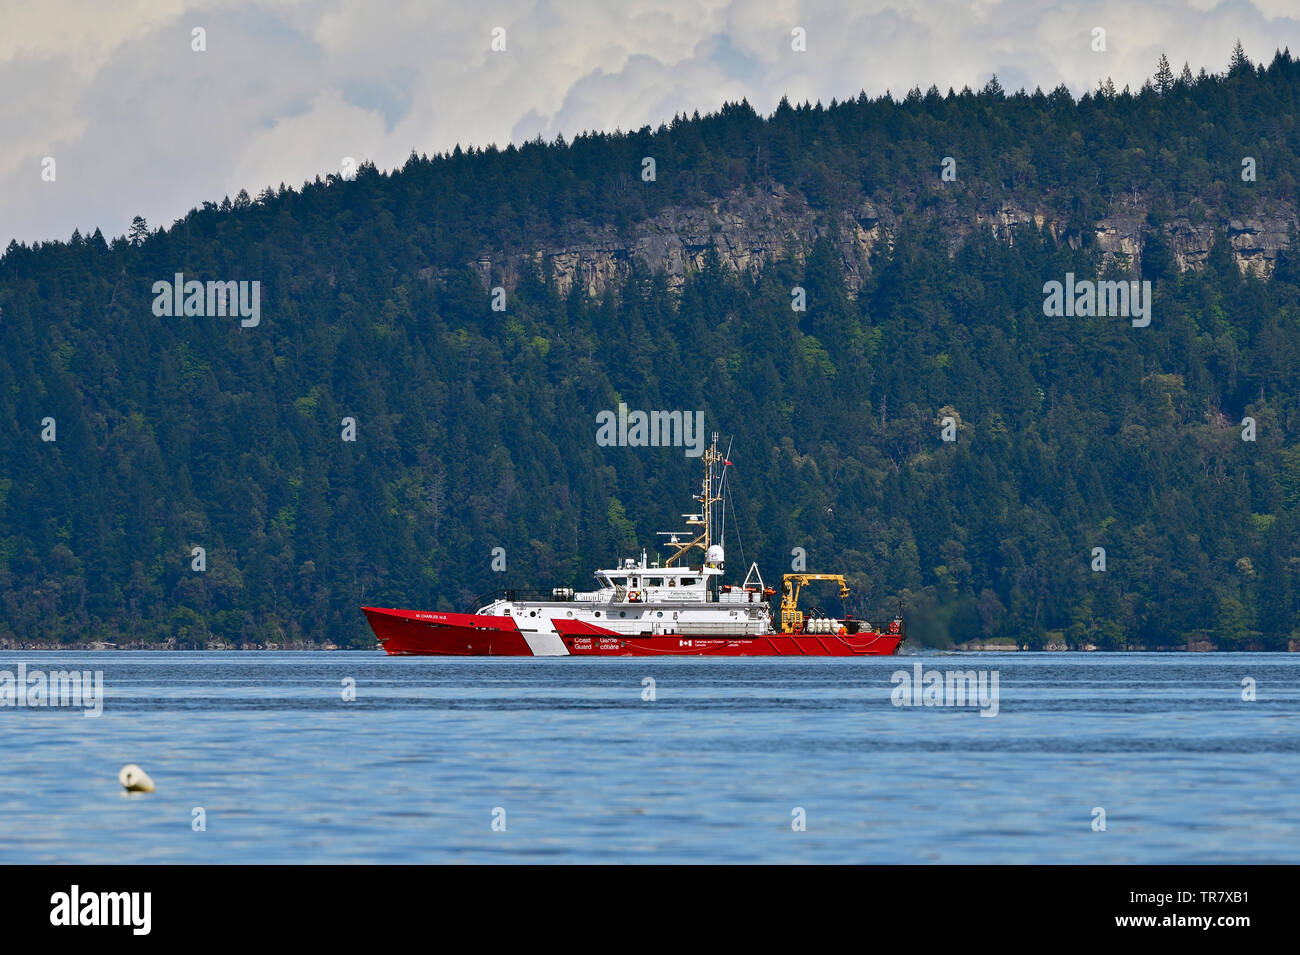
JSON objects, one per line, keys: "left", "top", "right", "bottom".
{"left": 474, "top": 433, "right": 777, "bottom": 652}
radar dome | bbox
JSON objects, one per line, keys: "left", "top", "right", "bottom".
{"left": 705, "top": 545, "right": 725, "bottom": 565}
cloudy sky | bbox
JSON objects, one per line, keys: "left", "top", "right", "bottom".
{"left": 4, "top": 0, "right": 1299, "bottom": 247}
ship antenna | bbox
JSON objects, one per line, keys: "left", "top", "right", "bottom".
{"left": 659, "top": 429, "right": 722, "bottom": 567}
{"left": 725, "top": 465, "right": 747, "bottom": 576}
{"left": 717, "top": 435, "right": 734, "bottom": 549}
{"left": 704, "top": 431, "right": 719, "bottom": 554}
{"left": 708, "top": 431, "right": 715, "bottom": 551}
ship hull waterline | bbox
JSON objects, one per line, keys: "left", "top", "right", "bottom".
{"left": 363, "top": 606, "right": 904, "bottom": 657}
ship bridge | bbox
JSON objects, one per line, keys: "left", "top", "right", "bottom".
{"left": 592, "top": 556, "right": 720, "bottom": 603}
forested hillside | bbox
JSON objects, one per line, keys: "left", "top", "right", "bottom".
{"left": 2, "top": 47, "right": 1299, "bottom": 649}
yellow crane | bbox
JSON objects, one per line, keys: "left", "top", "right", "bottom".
{"left": 779, "top": 573, "right": 850, "bottom": 634}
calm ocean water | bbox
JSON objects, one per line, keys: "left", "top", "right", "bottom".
{"left": 2, "top": 651, "right": 1297, "bottom": 864}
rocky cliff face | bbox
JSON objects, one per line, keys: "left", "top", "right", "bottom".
{"left": 478, "top": 186, "right": 891, "bottom": 297}
{"left": 467, "top": 185, "right": 1295, "bottom": 298}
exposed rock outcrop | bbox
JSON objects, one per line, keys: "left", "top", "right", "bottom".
{"left": 462, "top": 186, "right": 1294, "bottom": 298}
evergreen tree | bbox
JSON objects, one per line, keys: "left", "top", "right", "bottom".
{"left": 127, "top": 215, "right": 149, "bottom": 246}
{"left": 1230, "top": 40, "right": 1251, "bottom": 75}
{"left": 1154, "top": 54, "right": 1175, "bottom": 93}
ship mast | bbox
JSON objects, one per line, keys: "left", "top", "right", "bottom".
{"left": 661, "top": 432, "right": 722, "bottom": 567}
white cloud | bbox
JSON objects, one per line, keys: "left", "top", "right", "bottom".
{"left": 2, "top": 0, "right": 1297, "bottom": 246}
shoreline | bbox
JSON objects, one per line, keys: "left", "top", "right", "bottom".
{"left": 1, "top": 643, "right": 1296, "bottom": 653}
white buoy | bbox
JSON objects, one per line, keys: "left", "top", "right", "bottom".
{"left": 119, "top": 764, "right": 155, "bottom": 793}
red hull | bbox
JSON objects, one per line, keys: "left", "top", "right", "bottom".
{"left": 363, "top": 607, "right": 533, "bottom": 656}
{"left": 556, "top": 634, "right": 904, "bottom": 656}
{"left": 363, "top": 607, "right": 903, "bottom": 656}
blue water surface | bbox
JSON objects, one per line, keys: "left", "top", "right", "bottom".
{"left": 1, "top": 651, "right": 1296, "bottom": 863}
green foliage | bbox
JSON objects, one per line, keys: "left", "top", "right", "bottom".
{"left": 2, "top": 53, "right": 1299, "bottom": 649}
